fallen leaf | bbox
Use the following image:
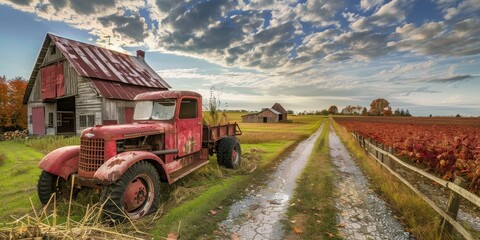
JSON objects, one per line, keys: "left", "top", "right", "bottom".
{"left": 209, "top": 210, "right": 218, "bottom": 215}
{"left": 231, "top": 233, "right": 240, "bottom": 240}
{"left": 341, "top": 211, "right": 348, "bottom": 216}
{"left": 316, "top": 220, "right": 321, "bottom": 223}
{"left": 217, "top": 206, "right": 224, "bottom": 210}
{"left": 293, "top": 226, "right": 303, "bottom": 234}
{"left": 290, "top": 220, "right": 297, "bottom": 224}
{"left": 326, "top": 232, "right": 335, "bottom": 238}
{"left": 166, "top": 233, "right": 178, "bottom": 240}
{"left": 336, "top": 222, "right": 346, "bottom": 228}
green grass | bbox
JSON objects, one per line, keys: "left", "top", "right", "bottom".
{"left": 284, "top": 119, "right": 341, "bottom": 239}
{"left": 0, "top": 141, "right": 43, "bottom": 220}
{"left": 0, "top": 113, "right": 325, "bottom": 239}
{"left": 331, "top": 119, "right": 442, "bottom": 240}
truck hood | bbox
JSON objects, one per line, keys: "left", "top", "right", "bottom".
{"left": 81, "top": 122, "right": 173, "bottom": 140}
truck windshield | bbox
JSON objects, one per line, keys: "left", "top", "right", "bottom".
{"left": 133, "top": 100, "right": 176, "bottom": 120}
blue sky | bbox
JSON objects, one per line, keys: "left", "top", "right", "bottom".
{"left": 0, "top": 0, "right": 479, "bottom": 116}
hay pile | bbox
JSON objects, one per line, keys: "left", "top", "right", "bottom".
{"left": 0, "top": 197, "right": 152, "bottom": 240}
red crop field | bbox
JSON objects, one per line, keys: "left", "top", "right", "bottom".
{"left": 334, "top": 116, "right": 480, "bottom": 194}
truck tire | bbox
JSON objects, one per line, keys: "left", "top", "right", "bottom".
{"left": 37, "top": 171, "right": 78, "bottom": 205}
{"left": 217, "top": 137, "right": 242, "bottom": 169}
{"left": 100, "top": 161, "right": 160, "bottom": 222}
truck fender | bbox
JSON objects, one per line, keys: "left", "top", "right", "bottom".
{"left": 38, "top": 146, "right": 80, "bottom": 180}
{"left": 93, "top": 151, "right": 171, "bottom": 184}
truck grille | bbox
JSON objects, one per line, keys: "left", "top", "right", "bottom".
{"left": 79, "top": 138, "right": 105, "bottom": 178}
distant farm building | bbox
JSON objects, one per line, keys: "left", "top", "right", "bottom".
{"left": 341, "top": 105, "right": 365, "bottom": 115}
{"left": 241, "top": 103, "right": 288, "bottom": 123}
{"left": 23, "top": 33, "right": 170, "bottom": 136}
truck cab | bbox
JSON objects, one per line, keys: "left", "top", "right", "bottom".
{"left": 37, "top": 90, "right": 241, "bottom": 221}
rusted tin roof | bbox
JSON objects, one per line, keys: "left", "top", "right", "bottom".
{"left": 91, "top": 80, "right": 165, "bottom": 100}
{"left": 48, "top": 34, "right": 170, "bottom": 89}
{"left": 24, "top": 33, "right": 170, "bottom": 103}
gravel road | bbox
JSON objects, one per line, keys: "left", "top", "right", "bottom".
{"left": 329, "top": 126, "right": 414, "bottom": 240}
{"left": 217, "top": 122, "right": 325, "bottom": 240}
{"left": 216, "top": 123, "right": 418, "bottom": 240}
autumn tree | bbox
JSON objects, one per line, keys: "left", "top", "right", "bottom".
{"left": 0, "top": 76, "right": 8, "bottom": 128}
{"left": 328, "top": 105, "right": 338, "bottom": 114}
{"left": 369, "top": 98, "right": 391, "bottom": 116}
{"left": 0, "top": 76, "right": 28, "bottom": 131}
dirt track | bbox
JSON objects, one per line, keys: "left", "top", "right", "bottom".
{"left": 217, "top": 121, "right": 325, "bottom": 239}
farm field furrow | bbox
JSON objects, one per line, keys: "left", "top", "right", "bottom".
{"left": 334, "top": 116, "right": 480, "bottom": 194}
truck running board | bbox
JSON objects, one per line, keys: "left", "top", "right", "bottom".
{"left": 169, "top": 159, "right": 210, "bottom": 183}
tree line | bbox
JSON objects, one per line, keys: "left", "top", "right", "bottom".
{"left": 0, "top": 76, "right": 28, "bottom": 132}
{"left": 298, "top": 98, "right": 412, "bottom": 116}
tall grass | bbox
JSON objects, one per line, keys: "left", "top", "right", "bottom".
{"left": 23, "top": 136, "right": 80, "bottom": 154}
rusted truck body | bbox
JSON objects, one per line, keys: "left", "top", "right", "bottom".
{"left": 37, "top": 90, "right": 241, "bottom": 220}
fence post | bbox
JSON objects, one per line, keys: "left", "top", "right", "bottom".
{"left": 380, "top": 144, "right": 384, "bottom": 163}
{"left": 386, "top": 147, "right": 393, "bottom": 167}
{"left": 440, "top": 177, "right": 466, "bottom": 238}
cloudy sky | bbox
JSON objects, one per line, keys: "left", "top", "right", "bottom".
{"left": 0, "top": 0, "right": 479, "bottom": 116}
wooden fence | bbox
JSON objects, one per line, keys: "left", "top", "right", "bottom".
{"left": 351, "top": 132, "right": 480, "bottom": 240}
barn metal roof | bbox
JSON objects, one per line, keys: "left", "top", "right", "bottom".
{"left": 48, "top": 34, "right": 170, "bottom": 89}
{"left": 91, "top": 80, "right": 165, "bottom": 100}
{"left": 241, "top": 108, "right": 281, "bottom": 117}
{"left": 24, "top": 33, "right": 170, "bottom": 103}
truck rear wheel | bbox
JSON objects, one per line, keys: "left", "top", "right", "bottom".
{"left": 37, "top": 171, "right": 78, "bottom": 205}
{"left": 217, "top": 137, "right": 242, "bottom": 169}
{"left": 100, "top": 161, "right": 160, "bottom": 222}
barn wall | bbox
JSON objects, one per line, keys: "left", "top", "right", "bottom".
{"left": 102, "top": 99, "right": 136, "bottom": 124}
{"left": 241, "top": 110, "right": 279, "bottom": 123}
{"left": 44, "top": 103, "right": 56, "bottom": 135}
{"left": 75, "top": 76, "right": 102, "bottom": 134}
{"left": 43, "top": 41, "right": 63, "bottom": 64}
{"left": 63, "top": 61, "right": 79, "bottom": 96}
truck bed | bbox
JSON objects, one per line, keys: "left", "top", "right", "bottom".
{"left": 202, "top": 123, "right": 242, "bottom": 143}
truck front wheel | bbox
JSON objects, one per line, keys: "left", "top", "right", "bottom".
{"left": 100, "top": 161, "right": 160, "bottom": 222}
{"left": 37, "top": 171, "right": 78, "bottom": 205}
{"left": 217, "top": 137, "right": 242, "bottom": 169}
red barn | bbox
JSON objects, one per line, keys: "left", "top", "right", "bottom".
{"left": 23, "top": 33, "right": 170, "bottom": 135}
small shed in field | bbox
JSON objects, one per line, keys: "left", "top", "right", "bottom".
{"left": 23, "top": 33, "right": 170, "bottom": 136}
{"left": 241, "top": 103, "right": 288, "bottom": 123}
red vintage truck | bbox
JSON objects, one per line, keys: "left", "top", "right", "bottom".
{"left": 37, "top": 90, "right": 242, "bottom": 221}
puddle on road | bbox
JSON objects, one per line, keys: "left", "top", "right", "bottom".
{"left": 218, "top": 122, "right": 325, "bottom": 240}
{"left": 329, "top": 126, "right": 413, "bottom": 240}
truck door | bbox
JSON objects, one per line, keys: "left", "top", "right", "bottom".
{"left": 177, "top": 97, "right": 202, "bottom": 157}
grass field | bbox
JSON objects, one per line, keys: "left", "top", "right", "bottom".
{"left": 284, "top": 119, "right": 342, "bottom": 240}
{"left": 0, "top": 113, "right": 324, "bottom": 239}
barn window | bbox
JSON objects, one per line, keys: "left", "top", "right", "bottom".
{"left": 50, "top": 45, "right": 56, "bottom": 55}
{"left": 47, "top": 112, "right": 54, "bottom": 127}
{"left": 79, "top": 114, "right": 95, "bottom": 128}
{"left": 56, "top": 113, "right": 62, "bottom": 126}
{"left": 29, "top": 115, "right": 32, "bottom": 124}
{"left": 179, "top": 98, "right": 197, "bottom": 119}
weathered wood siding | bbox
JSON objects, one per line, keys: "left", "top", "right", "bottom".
{"left": 242, "top": 109, "right": 279, "bottom": 123}
{"left": 75, "top": 76, "right": 102, "bottom": 134}
{"left": 102, "top": 99, "right": 136, "bottom": 124}
{"left": 63, "top": 61, "right": 79, "bottom": 96}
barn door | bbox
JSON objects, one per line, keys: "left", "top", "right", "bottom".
{"left": 32, "top": 107, "right": 45, "bottom": 135}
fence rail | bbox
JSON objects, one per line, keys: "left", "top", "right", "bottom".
{"left": 351, "top": 132, "right": 480, "bottom": 240}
